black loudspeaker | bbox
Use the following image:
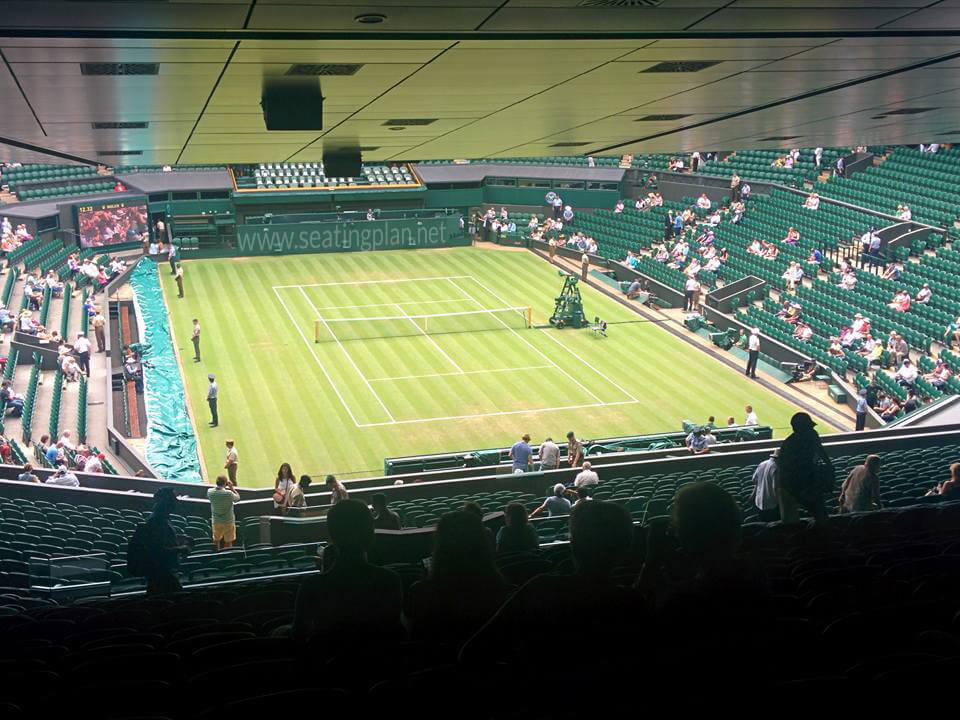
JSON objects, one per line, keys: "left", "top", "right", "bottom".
{"left": 322, "top": 148, "right": 363, "bottom": 177}
{"left": 261, "top": 79, "right": 324, "bottom": 131}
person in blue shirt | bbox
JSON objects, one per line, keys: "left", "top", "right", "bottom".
{"left": 855, "top": 388, "right": 869, "bottom": 431}
{"left": 685, "top": 428, "right": 711, "bottom": 455}
{"left": 673, "top": 212, "right": 684, "bottom": 238}
{"left": 509, "top": 434, "right": 532, "bottom": 474}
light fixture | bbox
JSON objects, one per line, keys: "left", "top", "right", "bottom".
{"left": 355, "top": 13, "right": 386, "bottom": 24}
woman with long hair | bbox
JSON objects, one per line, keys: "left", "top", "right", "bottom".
{"left": 274, "top": 462, "right": 296, "bottom": 510}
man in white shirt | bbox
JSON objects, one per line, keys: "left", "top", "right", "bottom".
{"left": 744, "top": 405, "right": 758, "bottom": 425}
{"left": 73, "top": 332, "right": 92, "bottom": 378}
{"left": 916, "top": 284, "right": 932, "bottom": 304}
{"left": 746, "top": 328, "right": 760, "bottom": 379}
{"left": 752, "top": 449, "right": 780, "bottom": 522}
{"left": 573, "top": 461, "right": 599, "bottom": 488}
{"left": 696, "top": 194, "right": 711, "bottom": 210}
{"left": 45, "top": 466, "right": 79, "bottom": 487}
{"left": 83, "top": 452, "right": 105, "bottom": 474}
{"left": 895, "top": 359, "right": 918, "bottom": 387}
{"left": 803, "top": 193, "right": 820, "bottom": 210}
{"left": 538, "top": 437, "right": 560, "bottom": 471}
{"left": 552, "top": 195, "right": 563, "bottom": 219}
{"left": 684, "top": 276, "right": 700, "bottom": 312}
{"left": 814, "top": 147, "right": 823, "bottom": 168}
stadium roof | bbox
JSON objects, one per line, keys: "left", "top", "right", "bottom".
{"left": 2, "top": 1, "right": 960, "bottom": 164}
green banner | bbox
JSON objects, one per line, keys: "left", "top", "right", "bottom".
{"left": 232, "top": 217, "right": 467, "bottom": 256}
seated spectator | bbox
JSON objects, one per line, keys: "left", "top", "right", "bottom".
{"left": 83, "top": 452, "right": 105, "bottom": 474}
{"left": 462, "top": 501, "right": 642, "bottom": 664}
{"left": 407, "top": 511, "right": 509, "bottom": 646}
{"left": 18, "top": 309, "right": 37, "bottom": 334}
{"left": 62, "top": 354, "right": 82, "bottom": 383}
{"left": 45, "top": 465, "right": 79, "bottom": 487}
{"left": 696, "top": 193, "right": 711, "bottom": 210}
{"left": 530, "top": 483, "right": 573, "bottom": 518}
{"left": 945, "top": 316, "right": 960, "bottom": 350}
{"left": 59, "top": 430, "right": 75, "bottom": 451}
{"left": 895, "top": 358, "right": 918, "bottom": 387}
{"left": 803, "top": 193, "right": 820, "bottom": 210}
{"left": 726, "top": 417, "right": 736, "bottom": 426}
{"left": 839, "top": 455, "right": 882, "bottom": 513}
{"left": 915, "top": 283, "right": 932, "bottom": 304}
{"left": 291, "top": 499, "right": 403, "bottom": 647}
{"left": 792, "top": 322, "right": 813, "bottom": 342}
{"left": 925, "top": 361, "right": 951, "bottom": 388}
{"left": 828, "top": 337, "right": 845, "bottom": 357}
{"left": 573, "top": 461, "right": 599, "bottom": 488}
{"left": 938, "top": 462, "right": 960, "bottom": 497}
{"left": 883, "top": 261, "right": 904, "bottom": 281}
{"left": 781, "top": 262, "right": 803, "bottom": 291}
{"left": 806, "top": 247, "right": 822, "bottom": 267}
{"left": 370, "top": 493, "right": 402, "bottom": 530}
{"left": 613, "top": 200, "right": 625, "bottom": 214}
{"left": 851, "top": 314, "right": 870, "bottom": 340}
{"left": 747, "top": 239, "right": 762, "bottom": 256}
{"left": 888, "top": 289, "right": 911, "bottom": 312}
{"left": 839, "top": 270, "right": 857, "bottom": 290}
{"left": 879, "top": 395, "right": 901, "bottom": 422}
{"left": 782, "top": 227, "right": 799, "bottom": 245}
{"left": 17, "top": 463, "right": 40, "bottom": 483}
{"left": 785, "top": 359, "right": 817, "bottom": 384}
{"left": 897, "top": 204, "right": 912, "bottom": 221}
{"left": 685, "top": 427, "right": 711, "bottom": 455}
{"left": 496, "top": 502, "right": 540, "bottom": 554}
{"left": 761, "top": 241, "right": 779, "bottom": 260}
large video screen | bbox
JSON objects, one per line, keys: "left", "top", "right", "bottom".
{"left": 75, "top": 199, "right": 148, "bottom": 249}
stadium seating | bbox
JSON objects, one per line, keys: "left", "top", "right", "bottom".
{"left": 232, "top": 162, "right": 420, "bottom": 191}
{"left": 698, "top": 147, "right": 847, "bottom": 187}
{"left": 820, "top": 146, "right": 960, "bottom": 227}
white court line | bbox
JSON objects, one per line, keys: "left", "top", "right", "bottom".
{"left": 314, "top": 298, "right": 470, "bottom": 311}
{"left": 273, "top": 275, "right": 471, "bottom": 290}
{"left": 446, "top": 278, "right": 606, "bottom": 405}
{"left": 272, "top": 286, "right": 362, "bottom": 428}
{"left": 299, "top": 286, "right": 396, "bottom": 424}
{"left": 466, "top": 276, "right": 640, "bottom": 404}
{"left": 393, "top": 303, "right": 464, "bottom": 374}
{"left": 357, "top": 400, "right": 638, "bottom": 428}
{"left": 370, "top": 365, "right": 553, "bottom": 382}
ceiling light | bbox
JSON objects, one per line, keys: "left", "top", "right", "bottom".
{"left": 355, "top": 13, "right": 386, "bottom": 24}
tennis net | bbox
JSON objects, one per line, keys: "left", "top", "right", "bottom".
{"left": 314, "top": 306, "right": 532, "bottom": 343}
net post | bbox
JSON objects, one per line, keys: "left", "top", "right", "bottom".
{"left": 526, "top": 306, "right": 532, "bottom": 328}
{"left": 314, "top": 319, "right": 319, "bottom": 343}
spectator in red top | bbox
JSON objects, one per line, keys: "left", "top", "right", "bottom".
{"left": 114, "top": 181, "right": 126, "bottom": 192}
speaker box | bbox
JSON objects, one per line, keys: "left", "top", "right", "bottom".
{"left": 323, "top": 148, "right": 362, "bottom": 177}
{"left": 261, "top": 79, "right": 324, "bottom": 131}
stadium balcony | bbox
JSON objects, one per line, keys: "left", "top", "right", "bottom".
{"left": 110, "top": 164, "right": 225, "bottom": 174}
{"left": 230, "top": 162, "right": 421, "bottom": 192}
{"left": 820, "top": 146, "right": 960, "bottom": 227}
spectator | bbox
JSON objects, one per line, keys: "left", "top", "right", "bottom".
{"left": 291, "top": 500, "right": 403, "bottom": 646}
{"left": 945, "top": 317, "right": 960, "bottom": 350}
{"left": 407, "top": 511, "right": 508, "bottom": 646}
{"left": 496, "top": 502, "right": 540, "bottom": 554}
{"left": 696, "top": 193, "right": 711, "bottom": 210}
{"left": 273, "top": 462, "right": 296, "bottom": 511}
{"left": 924, "top": 361, "right": 951, "bottom": 389}
{"left": 566, "top": 431, "right": 583, "bottom": 467}
{"left": 855, "top": 388, "right": 869, "bottom": 431}
{"left": 17, "top": 463, "right": 40, "bottom": 483}
{"left": 325, "top": 474, "right": 349, "bottom": 504}
{"left": 573, "top": 461, "right": 599, "bottom": 488}
{"left": 462, "top": 501, "right": 640, "bottom": 664}
{"left": 530, "top": 483, "right": 572, "bottom": 518}
{"left": 938, "top": 463, "right": 960, "bottom": 498}
{"left": 895, "top": 358, "right": 918, "bottom": 387}
{"left": 138, "top": 487, "right": 191, "bottom": 595}
{"left": 83, "top": 452, "right": 105, "bottom": 474}
{"left": 915, "top": 283, "right": 932, "bottom": 304}
{"left": 509, "top": 433, "right": 532, "bottom": 474}
{"left": 223, "top": 440, "right": 238, "bottom": 486}
{"left": 45, "top": 465, "right": 79, "bottom": 487}
{"left": 371, "top": 493, "right": 402, "bottom": 530}
{"left": 685, "top": 427, "right": 711, "bottom": 455}
{"left": 538, "top": 436, "right": 560, "bottom": 471}
{"left": 883, "top": 261, "right": 904, "bottom": 281}
{"left": 803, "top": 193, "right": 820, "bottom": 210}
{"left": 752, "top": 450, "right": 780, "bottom": 523}
{"left": 839, "top": 455, "right": 882, "bottom": 513}
{"left": 286, "top": 475, "right": 311, "bottom": 512}
{"left": 888, "top": 289, "right": 911, "bottom": 312}
{"left": 726, "top": 416, "right": 736, "bottom": 427}
{"left": 777, "top": 412, "right": 832, "bottom": 524}
{"left": 207, "top": 475, "right": 239, "bottom": 551}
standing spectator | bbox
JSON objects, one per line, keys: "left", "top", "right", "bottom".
{"left": 839, "top": 455, "right": 882, "bottom": 513}
{"left": 730, "top": 171, "right": 741, "bottom": 201}
{"left": 683, "top": 276, "right": 699, "bottom": 312}
{"left": 496, "top": 502, "right": 540, "bottom": 554}
{"left": 326, "top": 474, "right": 349, "bottom": 505}
{"left": 752, "top": 449, "right": 780, "bottom": 522}
{"left": 137, "top": 487, "right": 190, "bottom": 595}
{"left": 286, "top": 475, "right": 311, "bottom": 511}
{"left": 167, "top": 242, "right": 178, "bottom": 275}
{"left": 73, "top": 332, "right": 92, "bottom": 378}
{"left": 223, "top": 439, "right": 238, "bottom": 486}
{"left": 566, "top": 431, "right": 583, "bottom": 467}
{"left": 663, "top": 212, "right": 674, "bottom": 242}
{"left": 574, "top": 460, "right": 599, "bottom": 488}
{"left": 552, "top": 194, "right": 563, "bottom": 219}
{"left": 192, "top": 319, "right": 202, "bottom": 362}
{"left": 745, "top": 328, "right": 760, "bottom": 379}
{"left": 777, "top": 412, "right": 833, "bottom": 525}
{"left": 538, "top": 436, "right": 560, "bottom": 471}
{"left": 833, "top": 156, "right": 845, "bottom": 177}
{"left": 855, "top": 388, "right": 869, "bottom": 431}
{"left": 530, "top": 483, "right": 573, "bottom": 518}
{"left": 509, "top": 433, "right": 533, "bottom": 474}
{"left": 274, "top": 462, "right": 296, "bottom": 510}
{"left": 208, "top": 475, "right": 240, "bottom": 550}
{"left": 207, "top": 373, "right": 218, "bottom": 426}
{"left": 814, "top": 146, "right": 823, "bottom": 169}
{"left": 407, "top": 511, "right": 508, "bottom": 646}
{"left": 17, "top": 463, "right": 40, "bottom": 483}
{"left": 155, "top": 216, "right": 165, "bottom": 242}
{"left": 92, "top": 310, "right": 107, "bottom": 353}
{"left": 371, "top": 493, "right": 402, "bottom": 530}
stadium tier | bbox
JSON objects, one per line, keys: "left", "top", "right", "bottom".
{"left": 4, "top": 8, "right": 960, "bottom": 710}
